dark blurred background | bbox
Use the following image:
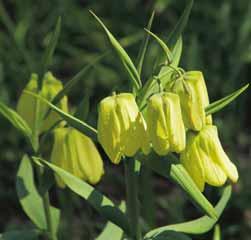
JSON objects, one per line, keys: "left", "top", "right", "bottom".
{"left": 0, "top": 0, "right": 250, "bottom": 239}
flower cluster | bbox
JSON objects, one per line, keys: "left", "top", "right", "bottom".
{"left": 17, "top": 73, "right": 104, "bottom": 187}
{"left": 98, "top": 70, "right": 238, "bottom": 191}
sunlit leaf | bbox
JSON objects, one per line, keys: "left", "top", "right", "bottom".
{"left": 138, "top": 153, "right": 217, "bottom": 219}
{"left": 145, "top": 29, "right": 173, "bottom": 64}
{"left": 144, "top": 185, "right": 231, "bottom": 238}
{"left": 33, "top": 157, "right": 130, "bottom": 234}
{"left": 90, "top": 10, "right": 141, "bottom": 90}
{"left": 206, "top": 84, "right": 249, "bottom": 115}
{"left": 24, "top": 91, "right": 97, "bottom": 140}
{"left": 16, "top": 155, "right": 60, "bottom": 234}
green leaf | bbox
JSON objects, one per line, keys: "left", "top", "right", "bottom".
{"left": 90, "top": 10, "right": 141, "bottom": 90}
{"left": 16, "top": 155, "right": 60, "bottom": 234}
{"left": 213, "top": 225, "right": 221, "bottom": 240}
{"left": 205, "top": 84, "right": 249, "bottom": 115}
{"left": 39, "top": 17, "right": 61, "bottom": 86}
{"left": 144, "top": 231, "right": 191, "bottom": 240}
{"left": 0, "top": 229, "right": 41, "bottom": 240}
{"left": 0, "top": 101, "right": 32, "bottom": 144}
{"left": 96, "top": 202, "right": 125, "bottom": 240}
{"left": 171, "top": 37, "right": 183, "bottom": 67}
{"left": 138, "top": 153, "right": 217, "bottom": 219}
{"left": 144, "top": 185, "right": 231, "bottom": 238}
{"left": 144, "top": 29, "right": 173, "bottom": 64}
{"left": 167, "top": 0, "right": 194, "bottom": 48}
{"left": 33, "top": 157, "right": 130, "bottom": 234}
{"left": 24, "top": 91, "right": 97, "bottom": 140}
{"left": 137, "top": 11, "right": 155, "bottom": 76}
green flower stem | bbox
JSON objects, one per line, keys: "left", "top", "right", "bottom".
{"left": 32, "top": 97, "right": 57, "bottom": 240}
{"left": 34, "top": 158, "right": 57, "bottom": 240}
{"left": 124, "top": 158, "right": 142, "bottom": 240}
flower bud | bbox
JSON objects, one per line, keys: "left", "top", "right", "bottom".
{"left": 97, "top": 93, "right": 150, "bottom": 164}
{"left": 180, "top": 125, "right": 238, "bottom": 192}
{"left": 51, "top": 128, "right": 104, "bottom": 188}
{"left": 17, "top": 72, "right": 68, "bottom": 133}
{"left": 147, "top": 92, "right": 186, "bottom": 155}
{"left": 165, "top": 71, "right": 211, "bottom": 131}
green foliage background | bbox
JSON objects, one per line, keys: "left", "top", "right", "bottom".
{"left": 0, "top": 0, "right": 250, "bottom": 239}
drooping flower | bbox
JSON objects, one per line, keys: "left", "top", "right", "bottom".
{"left": 97, "top": 93, "right": 150, "bottom": 164}
{"left": 165, "top": 71, "right": 211, "bottom": 131}
{"left": 50, "top": 127, "right": 104, "bottom": 188}
{"left": 184, "top": 71, "right": 212, "bottom": 125}
{"left": 180, "top": 125, "right": 238, "bottom": 192}
{"left": 17, "top": 72, "right": 68, "bottom": 133}
{"left": 146, "top": 92, "right": 186, "bottom": 155}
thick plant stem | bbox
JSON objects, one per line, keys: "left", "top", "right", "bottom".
{"left": 124, "top": 158, "right": 142, "bottom": 240}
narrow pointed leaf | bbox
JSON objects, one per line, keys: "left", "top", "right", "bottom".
{"left": 0, "top": 101, "right": 32, "bottom": 143}
{"left": 24, "top": 91, "right": 97, "bottom": 140}
{"left": 144, "top": 186, "right": 231, "bottom": 238}
{"left": 167, "top": 0, "right": 193, "bottom": 48}
{"left": 33, "top": 157, "right": 130, "bottom": 234}
{"left": 205, "top": 84, "right": 249, "bottom": 115}
{"left": 137, "top": 11, "right": 155, "bottom": 76}
{"left": 171, "top": 37, "right": 183, "bottom": 67}
{"left": 16, "top": 155, "right": 60, "bottom": 234}
{"left": 145, "top": 29, "right": 173, "bottom": 64}
{"left": 90, "top": 10, "right": 141, "bottom": 90}
{"left": 96, "top": 202, "right": 125, "bottom": 240}
{"left": 138, "top": 153, "right": 217, "bottom": 219}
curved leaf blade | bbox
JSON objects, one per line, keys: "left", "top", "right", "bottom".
{"left": 144, "top": 29, "right": 173, "bottom": 64}
{"left": 33, "top": 157, "right": 130, "bottom": 234}
{"left": 16, "top": 155, "right": 60, "bottom": 234}
{"left": 90, "top": 10, "right": 141, "bottom": 90}
{"left": 205, "top": 84, "right": 249, "bottom": 115}
{"left": 138, "top": 153, "right": 217, "bottom": 219}
{"left": 144, "top": 185, "right": 231, "bottom": 238}
{"left": 24, "top": 91, "right": 97, "bottom": 140}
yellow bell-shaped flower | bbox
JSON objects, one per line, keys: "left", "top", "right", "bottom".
{"left": 97, "top": 93, "right": 150, "bottom": 164}
{"left": 17, "top": 72, "right": 68, "bottom": 133}
{"left": 50, "top": 127, "right": 104, "bottom": 188}
{"left": 165, "top": 71, "right": 211, "bottom": 131}
{"left": 184, "top": 71, "right": 212, "bottom": 125}
{"left": 180, "top": 125, "right": 238, "bottom": 192}
{"left": 146, "top": 92, "right": 186, "bottom": 155}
